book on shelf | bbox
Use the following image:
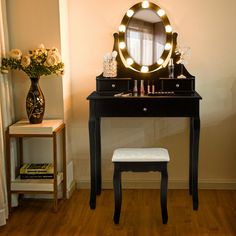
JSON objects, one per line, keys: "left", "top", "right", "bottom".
{"left": 20, "top": 173, "right": 54, "bottom": 179}
{"left": 11, "top": 172, "right": 63, "bottom": 192}
{"left": 20, "top": 163, "right": 54, "bottom": 179}
{"left": 20, "top": 163, "right": 54, "bottom": 174}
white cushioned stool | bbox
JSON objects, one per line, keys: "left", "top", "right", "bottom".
{"left": 112, "top": 148, "right": 170, "bottom": 224}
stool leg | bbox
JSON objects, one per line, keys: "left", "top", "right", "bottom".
{"left": 160, "top": 168, "right": 168, "bottom": 224}
{"left": 113, "top": 164, "right": 122, "bottom": 224}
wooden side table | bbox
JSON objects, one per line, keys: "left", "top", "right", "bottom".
{"left": 5, "top": 119, "right": 67, "bottom": 212}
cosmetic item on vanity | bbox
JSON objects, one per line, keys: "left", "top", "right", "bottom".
{"left": 140, "top": 80, "right": 145, "bottom": 96}
{"left": 114, "top": 92, "right": 132, "bottom": 97}
{"left": 168, "top": 58, "right": 174, "bottom": 79}
{"left": 133, "top": 80, "right": 138, "bottom": 96}
{"left": 103, "top": 51, "right": 118, "bottom": 78}
{"left": 147, "top": 91, "right": 175, "bottom": 96}
{"left": 147, "top": 81, "right": 151, "bottom": 94}
{"left": 152, "top": 82, "right": 155, "bottom": 94}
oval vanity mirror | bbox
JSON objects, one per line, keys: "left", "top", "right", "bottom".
{"left": 119, "top": 1, "right": 173, "bottom": 73}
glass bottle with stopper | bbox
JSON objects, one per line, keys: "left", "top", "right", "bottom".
{"left": 140, "top": 80, "right": 145, "bottom": 96}
{"left": 133, "top": 80, "right": 138, "bottom": 96}
{"left": 168, "top": 58, "right": 174, "bottom": 78}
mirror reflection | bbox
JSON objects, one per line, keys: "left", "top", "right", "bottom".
{"left": 126, "top": 9, "right": 166, "bottom": 66}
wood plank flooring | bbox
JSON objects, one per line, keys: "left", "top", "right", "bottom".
{"left": 0, "top": 189, "right": 236, "bottom": 236}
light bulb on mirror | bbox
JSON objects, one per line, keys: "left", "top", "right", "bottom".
{"left": 157, "top": 58, "right": 164, "bottom": 65}
{"left": 126, "top": 10, "right": 134, "bottom": 17}
{"left": 141, "top": 66, "right": 149, "bottom": 73}
{"left": 119, "top": 25, "right": 126, "bottom": 32}
{"left": 126, "top": 58, "right": 134, "bottom": 66}
{"left": 164, "top": 43, "right": 172, "bottom": 50}
{"left": 119, "top": 42, "right": 126, "bottom": 49}
{"left": 165, "top": 25, "right": 172, "bottom": 33}
{"left": 157, "top": 9, "right": 165, "bottom": 17}
{"left": 142, "top": 1, "right": 149, "bottom": 8}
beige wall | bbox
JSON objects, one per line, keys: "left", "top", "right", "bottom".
{"left": 6, "top": 0, "right": 64, "bottom": 120}
{"left": 6, "top": 0, "right": 64, "bottom": 165}
{"left": 68, "top": 0, "right": 236, "bottom": 188}
{"left": 6, "top": 0, "right": 73, "bottom": 187}
{"left": 5, "top": 0, "right": 236, "bottom": 189}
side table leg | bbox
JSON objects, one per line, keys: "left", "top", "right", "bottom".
{"left": 18, "top": 137, "right": 24, "bottom": 201}
{"left": 53, "top": 132, "right": 58, "bottom": 212}
{"left": 19, "top": 137, "right": 23, "bottom": 168}
{"left": 62, "top": 126, "right": 67, "bottom": 200}
{"left": 5, "top": 129, "right": 11, "bottom": 213}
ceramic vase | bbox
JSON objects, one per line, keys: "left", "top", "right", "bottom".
{"left": 26, "top": 77, "right": 45, "bottom": 124}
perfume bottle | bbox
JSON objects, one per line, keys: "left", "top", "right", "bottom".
{"left": 168, "top": 58, "right": 174, "bottom": 79}
{"left": 147, "top": 81, "right": 151, "bottom": 94}
{"left": 140, "top": 80, "right": 145, "bottom": 96}
{"left": 152, "top": 81, "right": 155, "bottom": 94}
{"left": 133, "top": 80, "right": 138, "bottom": 96}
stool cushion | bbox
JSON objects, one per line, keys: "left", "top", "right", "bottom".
{"left": 112, "top": 148, "right": 170, "bottom": 162}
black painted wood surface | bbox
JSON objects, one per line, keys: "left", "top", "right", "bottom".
{"left": 87, "top": 92, "right": 201, "bottom": 211}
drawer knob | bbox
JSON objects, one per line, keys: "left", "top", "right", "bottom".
{"left": 176, "top": 83, "right": 180, "bottom": 88}
{"left": 143, "top": 107, "right": 148, "bottom": 112}
{"left": 111, "top": 84, "right": 116, "bottom": 88}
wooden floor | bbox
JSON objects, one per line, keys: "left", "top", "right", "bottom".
{"left": 0, "top": 189, "right": 236, "bottom": 236}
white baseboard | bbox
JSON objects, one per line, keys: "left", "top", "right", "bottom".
{"left": 77, "top": 179, "right": 236, "bottom": 190}
{"left": 67, "top": 180, "right": 76, "bottom": 199}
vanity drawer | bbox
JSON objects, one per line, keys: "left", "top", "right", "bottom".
{"left": 96, "top": 77, "right": 132, "bottom": 94}
{"left": 95, "top": 98, "right": 198, "bottom": 117}
{"left": 159, "top": 78, "right": 195, "bottom": 93}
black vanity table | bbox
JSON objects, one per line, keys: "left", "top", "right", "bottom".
{"left": 87, "top": 91, "right": 201, "bottom": 210}
{"left": 87, "top": 1, "right": 202, "bottom": 212}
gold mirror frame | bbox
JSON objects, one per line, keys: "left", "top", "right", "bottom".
{"left": 118, "top": 1, "right": 173, "bottom": 73}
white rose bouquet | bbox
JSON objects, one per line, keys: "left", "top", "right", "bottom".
{"left": 0, "top": 44, "right": 64, "bottom": 78}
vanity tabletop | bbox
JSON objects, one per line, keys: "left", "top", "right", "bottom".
{"left": 87, "top": 91, "right": 202, "bottom": 100}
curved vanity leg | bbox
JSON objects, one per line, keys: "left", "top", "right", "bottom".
{"left": 113, "top": 164, "right": 122, "bottom": 224}
{"left": 95, "top": 118, "right": 101, "bottom": 195}
{"left": 161, "top": 166, "right": 168, "bottom": 224}
{"left": 189, "top": 118, "right": 194, "bottom": 195}
{"left": 89, "top": 117, "right": 97, "bottom": 209}
{"left": 89, "top": 100, "right": 102, "bottom": 209}
{"left": 192, "top": 117, "right": 200, "bottom": 210}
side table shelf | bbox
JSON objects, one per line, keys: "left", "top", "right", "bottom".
{"left": 6, "top": 119, "right": 67, "bottom": 212}
{"left": 11, "top": 172, "right": 63, "bottom": 192}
